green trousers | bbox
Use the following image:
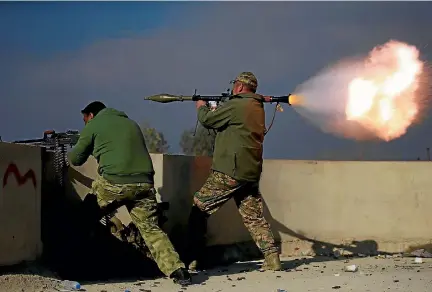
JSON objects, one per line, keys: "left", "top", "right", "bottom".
{"left": 91, "top": 175, "right": 185, "bottom": 276}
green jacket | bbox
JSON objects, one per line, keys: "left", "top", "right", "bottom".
{"left": 69, "top": 108, "right": 155, "bottom": 184}
{"left": 197, "top": 92, "right": 265, "bottom": 182}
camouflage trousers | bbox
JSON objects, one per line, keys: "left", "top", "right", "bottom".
{"left": 191, "top": 170, "right": 278, "bottom": 256}
{"left": 91, "top": 175, "right": 185, "bottom": 276}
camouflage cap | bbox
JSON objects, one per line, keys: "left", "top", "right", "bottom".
{"left": 233, "top": 72, "right": 258, "bottom": 91}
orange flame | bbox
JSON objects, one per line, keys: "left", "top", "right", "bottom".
{"left": 345, "top": 40, "right": 424, "bottom": 141}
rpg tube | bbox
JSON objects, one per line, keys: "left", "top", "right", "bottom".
{"left": 145, "top": 93, "right": 294, "bottom": 105}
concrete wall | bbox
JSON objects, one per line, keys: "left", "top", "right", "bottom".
{"left": 232, "top": 159, "right": 432, "bottom": 255}
{"left": 0, "top": 142, "right": 43, "bottom": 266}
{"left": 68, "top": 154, "right": 432, "bottom": 256}
{"left": 1, "top": 141, "right": 430, "bottom": 268}
{"left": 1, "top": 141, "right": 429, "bottom": 265}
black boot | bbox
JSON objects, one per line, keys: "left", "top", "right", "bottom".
{"left": 184, "top": 205, "right": 209, "bottom": 271}
{"left": 170, "top": 267, "right": 192, "bottom": 286}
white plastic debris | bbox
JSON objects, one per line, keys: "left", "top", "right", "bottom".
{"left": 344, "top": 264, "right": 358, "bottom": 272}
{"left": 414, "top": 257, "right": 423, "bottom": 264}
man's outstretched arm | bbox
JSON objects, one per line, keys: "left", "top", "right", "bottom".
{"left": 196, "top": 101, "right": 233, "bottom": 130}
{"left": 68, "top": 125, "right": 94, "bottom": 166}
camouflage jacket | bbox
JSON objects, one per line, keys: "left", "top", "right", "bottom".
{"left": 197, "top": 92, "right": 265, "bottom": 182}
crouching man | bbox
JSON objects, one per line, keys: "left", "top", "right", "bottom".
{"left": 69, "top": 101, "right": 191, "bottom": 285}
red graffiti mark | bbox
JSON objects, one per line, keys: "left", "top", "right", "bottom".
{"left": 2, "top": 163, "right": 37, "bottom": 189}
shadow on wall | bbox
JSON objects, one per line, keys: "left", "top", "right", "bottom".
{"left": 40, "top": 154, "right": 162, "bottom": 282}
{"left": 196, "top": 193, "right": 393, "bottom": 269}
{"left": 263, "top": 201, "right": 386, "bottom": 257}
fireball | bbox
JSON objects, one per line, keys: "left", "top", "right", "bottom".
{"left": 345, "top": 40, "right": 424, "bottom": 141}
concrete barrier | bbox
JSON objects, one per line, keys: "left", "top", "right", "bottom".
{"left": 68, "top": 154, "right": 432, "bottom": 257}
{"left": 0, "top": 142, "right": 43, "bottom": 266}
{"left": 2, "top": 139, "right": 430, "bottom": 270}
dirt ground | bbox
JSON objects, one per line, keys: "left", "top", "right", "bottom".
{"left": 1, "top": 256, "right": 431, "bottom": 292}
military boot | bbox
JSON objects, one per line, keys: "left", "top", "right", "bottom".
{"left": 261, "top": 252, "right": 282, "bottom": 271}
{"left": 170, "top": 267, "right": 192, "bottom": 286}
{"left": 184, "top": 206, "right": 209, "bottom": 272}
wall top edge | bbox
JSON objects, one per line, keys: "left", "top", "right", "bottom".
{"left": 148, "top": 153, "right": 429, "bottom": 163}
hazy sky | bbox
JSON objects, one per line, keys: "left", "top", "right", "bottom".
{"left": 1, "top": 2, "right": 431, "bottom": 160}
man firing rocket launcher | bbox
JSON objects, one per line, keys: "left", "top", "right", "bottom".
{"left": 144, "top": 75, "right": 303, "bottom": 135}
{"left": 144, "top": 72, "right": 303, "bottom": 272}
